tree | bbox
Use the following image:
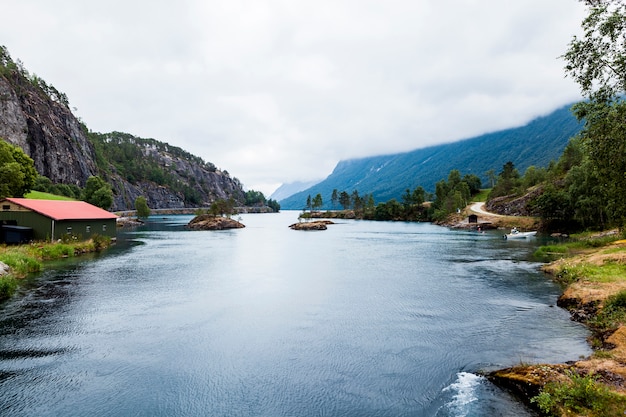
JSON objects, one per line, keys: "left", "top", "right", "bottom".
{"left": 339, "top": 191, "right": 351, "bottom": 210}
{"left": 83, "top": 176, "right": 113, "bottom": 210}
{"left": 135, "top": 196, "right": 151, "bottom": 219}
{"left": 0, "top": 140, "right": 38, "bottom": 198}
{"left": 312, "top": 193, "right": 323, "bottom": 211}
{"left": 563, "top": 0, "right": 626, "bottom": 228}
{"left": 490, "top": 161, "right": 520, "bottom": 198}
{"left": 209, "top": 198, "right": 236, "bottom": 217}
{"left": 485, "top": 169, "right": 496, "bottom": 188}
{"left": 331, "top": 189, "right": 339, "bottom": 209}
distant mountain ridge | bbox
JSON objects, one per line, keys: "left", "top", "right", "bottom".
{"left": 279, "top": 104, "right": 583, "bottom": 209}
{"left": 269, "top": 179, "right": 322, "bottom": 201}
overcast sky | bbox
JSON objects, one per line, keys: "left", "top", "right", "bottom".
{"left": 2, "top": 0, "right": 587, "bottom": 196}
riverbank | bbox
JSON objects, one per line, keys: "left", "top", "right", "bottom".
{"left": 488, "top": 235, "right": 626, "bottom": 416}
{"left": 0, "top": 235, "right": 112, "bottom": 300}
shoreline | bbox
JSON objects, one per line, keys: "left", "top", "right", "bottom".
{"left": 442, "top": 203, "right": 626, "bottom": 414}
{"left": 487, "top": 238, "right": 626, "bottom": 415}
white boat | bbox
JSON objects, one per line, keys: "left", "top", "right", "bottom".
{"left": 504, "top": 228, "right": 537, "bottom": 239}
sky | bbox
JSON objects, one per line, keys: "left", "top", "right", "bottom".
{"left": 2, "top": 0, "right": 587, "bottom": 196}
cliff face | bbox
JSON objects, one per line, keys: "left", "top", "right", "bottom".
{"left": 0, "top": 51, "right": 244, "bottom": 211}
{"left": 0, "top": 71, "right": 98, "bottom": 186}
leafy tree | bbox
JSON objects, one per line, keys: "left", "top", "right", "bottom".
{"left": 312, "top": 193, "right": 323, "bottom": 211}
{"left": 135, "top": 196, "right": 151, "bottom": 219}
{"left": 266, "top": 198, "right": 281, "bottom": 212}
{"left": 305, "top": 194, "right": 312, "bottom": 212}
{"left": 490, "top": 161, "right": 520, "bottom": 198}
{"left": 83, "top": 175, "right": 113, "bottom": 210}
{"left": 331, "top": 189, "right": 339, "bottom": 209}
{"left": 245, "top": 190, "right": 266, "bottom": 206}
{"left": 339, "top": 191, "right": 351, "bottom": 210}
{"left": 352, "top": 190, "right": 363, "bottom": 212}
{"left": 485, "top": 169, "right": 496, "bottom": 188}
{"left": 209, "top": 198, "right": 236, "bottom": 217}
{"left": 0, "top": 140, "right": 37, "bottom": 198}
{"left": 563, "top": 0, "right": 626, "bottom": 228}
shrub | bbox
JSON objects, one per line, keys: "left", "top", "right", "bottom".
{"left": 0, "top": 275, "right": 18, "bottom": 300}
{"left": 532, "top": 371, "right": 626, "bottom": 416}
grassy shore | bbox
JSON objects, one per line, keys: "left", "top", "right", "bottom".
{"left": 0, "top": 234, "right": 111, "bottom": 300}
{"left": 490, "top": 232, "right": 626, "bottom": 416}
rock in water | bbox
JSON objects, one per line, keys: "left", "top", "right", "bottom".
{"left": 289, "top": 220, "right": 333, "bottom": 230}
{"left": 187, "top": 215, "right": 245, "bottom": 230}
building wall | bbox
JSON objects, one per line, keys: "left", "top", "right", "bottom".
{"left": 0, "top": 210, "right": 53, "bottom": 241}
{"left": 55, "top": 219, "right": 117, "bottom": 240}
{"left": 0, "top": 204, "right": 117, "bottom": 241}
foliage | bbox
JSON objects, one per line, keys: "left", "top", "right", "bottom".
{"left": 266, "top": 198, "right": 280, "bottom": 212}
{"left": 0, "top": 45, "right": 69, "bottom": 108}
{"left": 489, "top": 161, "right": 520, "bottom": 198}
{"left": 83, "top": 176, "right": 113, "bottom": 209}
{"left": 312, "top": 193, "right": 323, "bottom": 211}
{"left": 431, "top": 169, "right": 480, "bottom": 221}
{"left": 0, "top": 252, "right": 42, "bottom": 276}
{"left": 531, "top": 370, "right": 626, "bottom": 417}
{"left": 0, "top": 140, "right": 38, "bottom": 198}
{"left": 0, "top": 274, "right": 17, "bottom": 300}
{"left": 590, "top": 289, "right": 626, "bottom": 331}
{"left": 244, "top": 190, "right": 266, "bottom": 206}
{"left": 562, "top": 0, "right": 626, "bottom": 230}
{"left": 32, "top": 176, "right": 81, "bottom": 199}
{"left": 209, "top": 198, "right": 236, "bottom": 217}
{"left": 134, "top": 196, "right": 151, "bottom": 219}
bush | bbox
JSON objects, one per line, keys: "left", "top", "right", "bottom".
{"left": 532, "top": 371, "right": 626, "bottom": 416}
{"left": 0, "top": 275, "right": 18, "bottom": 300}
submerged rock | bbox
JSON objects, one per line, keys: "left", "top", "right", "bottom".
{"left": 187, "top": 215, "right": 245, "bottom": 230}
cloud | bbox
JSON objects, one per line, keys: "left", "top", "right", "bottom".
{"left": 1, "top": 0, "right": 586, "bottom": 195}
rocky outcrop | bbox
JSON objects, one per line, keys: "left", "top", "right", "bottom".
{"left": 0, "top": 68, "right": 98, "bottom": 186}
{"left": 289, "top": 220, "right": 334, "bottom": 230}
{"left": 486, "top": 186, "right": 544, "bottom": 217}
{"left": 187, "top": 214, "right": 245, "bottom": 230}
{"left": 0, "top": 48, "right": 245, "bottom": 211}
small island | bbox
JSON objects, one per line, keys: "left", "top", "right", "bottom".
{"left": 289, "top": 220, "right": 334, "bottom": 231}
{"left": 187, "top": 214, "right": 245, "bottom": 230}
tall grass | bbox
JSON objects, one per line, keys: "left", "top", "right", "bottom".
{"left": 0, "top": 235, "right": 112, "bottom": 300}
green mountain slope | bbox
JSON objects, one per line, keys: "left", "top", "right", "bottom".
{"left": 280, "top": 104, "right": 583, "bottom": 209}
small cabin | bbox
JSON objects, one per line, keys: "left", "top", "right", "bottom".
{"left": 0, "top": 198, "right": 117, "bottom": 242}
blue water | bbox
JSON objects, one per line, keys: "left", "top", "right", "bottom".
{"left": 0, "top": 211, "right": 590, "bottom": 416}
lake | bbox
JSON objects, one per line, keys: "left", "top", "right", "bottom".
{"left": 0, "top": 211, "right": 590, "bottom": 416}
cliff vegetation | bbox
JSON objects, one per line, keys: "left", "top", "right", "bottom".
{"left": 0, "top": 45, "right": 266, "bottom": 212}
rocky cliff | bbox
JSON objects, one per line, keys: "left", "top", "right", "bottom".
{"left": 0, "top": 61, "right": 98, "bottom": 186}
{"left": 0, "top": 47, "right": 244, "bottom": 211}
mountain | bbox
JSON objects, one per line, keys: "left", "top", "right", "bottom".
{"left": 0, "top": 46, "right": 244, "bottom": 211}
{"left": 279, "top": 104, "right": 583, "bottom": 209}
{"left": 269, "top": 179, "right": 322, "bottom": 201}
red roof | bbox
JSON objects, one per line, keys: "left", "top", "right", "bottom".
{"left": 3, "top": 198, "right": 118, "bottom": 221}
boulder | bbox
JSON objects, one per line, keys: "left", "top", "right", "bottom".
{"left": 187, "top": 214, "right": 245, "bottom": 230}
{"left": 0, "top": 262, "right": 10, "bottom": 276}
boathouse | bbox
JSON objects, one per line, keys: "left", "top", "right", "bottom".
{"left": 0, "top": 198, "right": 117, "bottom": 242}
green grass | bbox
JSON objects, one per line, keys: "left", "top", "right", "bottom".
{"left": 0, "top": 235, "right": 112, "bottom": 300}
{"left": 471, "top": 189, "right": 491, "bottom": 202}
{"left": 24, "top": 191, "right": 75, "bottom": 200}
{"left": 531, "top": 370, "right": 626, "bottom": 416}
